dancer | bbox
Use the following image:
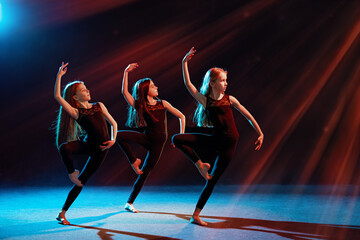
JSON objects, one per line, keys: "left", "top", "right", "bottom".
{"left": 172, "top": 47, "right": 264, "bottom": 226}
{"left": 54, "top": 62, "right": 118, "bottom": 224}
{"left": 117, "top": 63, "right": 185, "bottom": 213}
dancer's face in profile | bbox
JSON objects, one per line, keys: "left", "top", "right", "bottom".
{"left": 147, "top": 80, "right": 159, "bottom": 98}
{"left": 74, "top": 83, "right": 91, "bottom": 102}
{"left": 211, "top": 72, "right": 228, "bottom": 93}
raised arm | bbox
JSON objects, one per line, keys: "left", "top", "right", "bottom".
{"left": 54, "top": 62, "right": 79, "bottom": 119}
{"left": 162, "top": 100, "right": 186, "bottom": 133}
{"left": 122, "top": 63, "right": 139, "bottom": 108}
{"left": 230, "top": 95, "right": 264, "bottom": 151}
{"left": 98, "top": 102, "right": 118, "bottom": 151}
{"left": 182, "top": 47, "right": 207, "bottom": 107}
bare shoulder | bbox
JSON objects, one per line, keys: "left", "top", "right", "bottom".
{"left": 229, "top": 95, "right": 240, "bottom": 104}
{"left": 98, "top": 102, "right": 107, "bottom": 110}
{"left": 161, "top": 100, "right": 174, "bottom": 110}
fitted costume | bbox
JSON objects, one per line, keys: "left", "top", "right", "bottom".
{"left": 59, "top": 102, "right": 110, "bottom": 211}
{"left": 117, "top": 99, "right": 168, "bottom": 203}
{"left": 172, "top": 94, "right": 239, "bottom": 209}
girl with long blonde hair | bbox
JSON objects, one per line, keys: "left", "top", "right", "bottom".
{"left": 54, "top": 62, "right": 118, "bottom": 225}
{"left": 172, "top": 48, "right": 264, "bottom": 226}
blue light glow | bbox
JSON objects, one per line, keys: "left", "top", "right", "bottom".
{"left": 0, "top": 2, "right": 19, "bottom": 34}
{"left": 0, "top": 3, "right": 2, "bottom": 22}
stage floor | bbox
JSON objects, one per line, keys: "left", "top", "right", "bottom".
{"left": 1, "top": 185, "right": 359, "bottom": 240}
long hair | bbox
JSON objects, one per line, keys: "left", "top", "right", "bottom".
{"left": 126, "top": 78, "right": 152, "bottom": 128}
{"left": 55, "top": 81, "right": 84, "bottom": 148}
{"left": 193, "top": 67, "right": 227, "bottom": 127}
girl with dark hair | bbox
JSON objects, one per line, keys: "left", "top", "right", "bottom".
{"left": 117, "top": 63, "right": 185, "bottom": 213}
{"left": 54, "top": 62, "right": 118, "bottom": 225}
{"left": 172, "top": 48, "right": 264, "bottom": 226}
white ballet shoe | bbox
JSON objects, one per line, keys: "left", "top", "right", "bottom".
{"left": 69, "top": 169, "right": 83, "bottom": 187}
{"left": 124, "top": 203, "right": 139, "bottom": 213}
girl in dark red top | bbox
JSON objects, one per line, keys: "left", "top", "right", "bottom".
{"left": 172, "top": 48, "right": 264, "bottom": 226}
{"left": 54, "top": 62, "right": 118, "bottom": 225}
{"left": 117, "top": 63, "right": 185, "bottom": 213}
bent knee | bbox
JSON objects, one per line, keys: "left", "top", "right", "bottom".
{"left": 59, "top": 142, "right": 72, "bottom": 156}
{"left": 171, "top": 134, "right": 181, "bottom": 146}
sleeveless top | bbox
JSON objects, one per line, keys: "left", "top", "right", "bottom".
{"left": 136, "top": 99, "right": 168, "bottom": 141}
{"left": 76, "top": 102, "right": 110, "bottom": 146}
{"left": 206, "top": 94, "right": 239, "bottom": 142}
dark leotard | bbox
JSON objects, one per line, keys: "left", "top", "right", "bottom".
{"left": 117, "top": 99, "right": 167, "bottom": 203}
{"left": 206, "top": 94, "right": 239, "bottom": 141}
{"left": 172, "top": 94, "right": 239, "bottom": 209}
{"left": 141, "top": 99, "right": 168, "bottom": 142}
{"left": 77, "top": 102, "right": 110, "bottom": 147}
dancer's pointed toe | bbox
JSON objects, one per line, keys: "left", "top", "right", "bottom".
{"left": 131, "top": 159, "right": 143, "bottom": 175}
{"left": 69, "top": 169, "right": 83, "bottom": 187}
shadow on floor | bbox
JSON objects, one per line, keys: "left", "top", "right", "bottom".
{"left": 141, "top": 211, "right": 360, "bottom": 240}
{"left": 9, "top": 209, "right": 355, "bottom": 240}
{"left": 70, "top": 224, "right": 182, "bottom": 240}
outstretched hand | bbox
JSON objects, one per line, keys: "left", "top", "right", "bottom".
{"left": 254, "top": 135, "right": 264, "bottom": 151}
{"left": 100, "top": 140, "right": 115, "bottom": 151}
{"left": 183, "top": 47, "right": 196, "bottom": 62}
{"left": 58, "top": 62, "right": 69, "bottom": 77}
{"left": 125, "top": 63, "right": 139, "bottom": 73}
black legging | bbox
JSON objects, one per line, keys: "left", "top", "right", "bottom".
{"left": 59, "top": 141, "right": 108, "bottom": 211}
{"left": 172, "top": 133, "right": 237, "bottom": 209}
{"left": 117, "top": 130, "right": 167, "bottom": 203}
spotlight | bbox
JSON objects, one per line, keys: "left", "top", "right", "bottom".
{"left": 0, "top": 2, "right": 18, "bottom": 34}
{"left": 0, "top": 3, "right": 2, "bottom": 22}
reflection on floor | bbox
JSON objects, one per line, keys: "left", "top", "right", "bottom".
{"left": 1, "top": 185, "right": 359, "bottom": 240}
